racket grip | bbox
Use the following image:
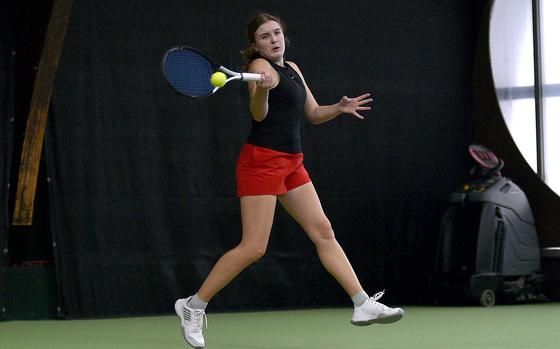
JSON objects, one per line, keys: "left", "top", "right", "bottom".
{"left": 241, "top": 73, "right": 261, "bottom": 81}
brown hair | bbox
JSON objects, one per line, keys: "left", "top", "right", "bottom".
{"left": 240, "top": 13, "right": 289, "bottom": 71}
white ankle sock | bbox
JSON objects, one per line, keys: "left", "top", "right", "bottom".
{"left": 188, "top": 294, "right": 208, "bottom": 310}
{"left": 351, "top": 290, "right": 369, "bottom": 307}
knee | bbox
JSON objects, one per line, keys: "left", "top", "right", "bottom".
{"left": 238, "top": 244, "right": 267, "bottom": 263}
{"left": 309, "top": 219, "right": 335, "bottom": 245}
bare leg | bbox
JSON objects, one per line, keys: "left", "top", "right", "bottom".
{"left": 196, "top": 195, "right": 277, "bottom": 302}
{"left": 278, "top": 182, "right": 363, "bottom": 297}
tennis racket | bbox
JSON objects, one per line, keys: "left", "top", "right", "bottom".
{"left": 162, "top": 46, "right": 261, "bottom": 98}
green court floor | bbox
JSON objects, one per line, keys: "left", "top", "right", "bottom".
{"left": 1, "top": 304, "right": 559, "bottom": 348}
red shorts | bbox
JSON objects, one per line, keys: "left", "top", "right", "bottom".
{"left": 236, "top": 143, "right": 311, "bottom": 197}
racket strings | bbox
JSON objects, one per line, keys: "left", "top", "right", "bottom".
{"left": 164, "top": 49, "right": 216, "bottom": 97}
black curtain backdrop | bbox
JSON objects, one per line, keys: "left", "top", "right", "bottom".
{"left": 0, "top": 1, "right": 16, "bottom": 321}
{"left": 48, "top": 0, "right": 477, "bottom": 318}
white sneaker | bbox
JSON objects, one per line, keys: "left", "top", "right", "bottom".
{"left": 351, "top": 290, "right": 404, "bottom": 326}
{"left": 175, "top": 297, "right": 207, "bottom": 348}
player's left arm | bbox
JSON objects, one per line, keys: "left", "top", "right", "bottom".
{"left": 288, "top": 61, "right": 372, "bottom": 125}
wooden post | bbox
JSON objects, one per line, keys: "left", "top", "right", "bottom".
{"left": 12, "top": 0, "right": 74, "bottom": 225}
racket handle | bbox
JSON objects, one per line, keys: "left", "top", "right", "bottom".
{"left": 241, "top": 73, "right": 261, "bottom": 81}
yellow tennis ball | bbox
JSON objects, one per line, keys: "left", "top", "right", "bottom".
{"left": 210, "top": 72, "right": 227, "bottom": 87}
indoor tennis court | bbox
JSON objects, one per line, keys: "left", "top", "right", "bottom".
{"left": 2, "top": 0, "right": 560, "bottom": 348}
{"left": 2, "top": 305, "right": 560, "bottom": 348}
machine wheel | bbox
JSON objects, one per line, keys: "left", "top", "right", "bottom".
{"left": 480, "top": 289, "right": 496, "bottom": 307}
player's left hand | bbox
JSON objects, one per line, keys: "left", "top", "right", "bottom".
{"left": 338, "top": 93, "right": 373, "bottom": 119}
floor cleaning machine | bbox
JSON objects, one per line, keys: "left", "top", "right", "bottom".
{"left": 431, "top": 144, "right": 544, "bottom": 306}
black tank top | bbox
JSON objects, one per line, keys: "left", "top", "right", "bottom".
{"left": 246, "top": 60, "right": 307, "bottom": 154}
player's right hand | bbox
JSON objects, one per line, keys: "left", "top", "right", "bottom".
{"left": 256, "top": 71, "right": 275, "bottom": 90}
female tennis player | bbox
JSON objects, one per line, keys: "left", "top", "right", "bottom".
{"left": 175, "top": 13, "right": 404, "bottom": 348}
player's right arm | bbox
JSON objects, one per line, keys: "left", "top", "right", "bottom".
{"left": 248, "top": 58, "right": 278, "bottom": 121}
